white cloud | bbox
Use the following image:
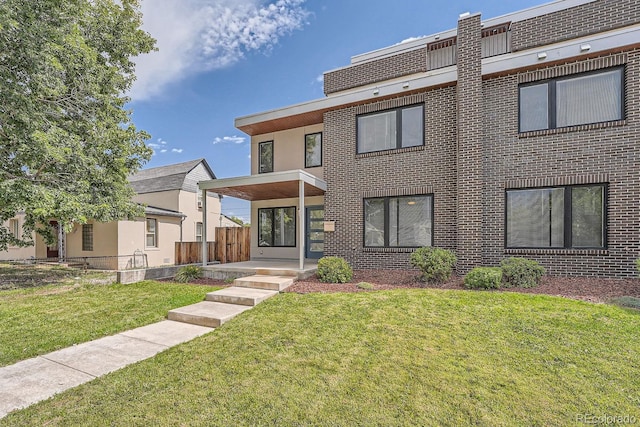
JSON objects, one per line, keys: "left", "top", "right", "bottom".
{"left": 148, "top": 143, "right": 161, "bottom": 148}
{"left": 131, "top": 0, "right": 309, "bottom": 101}
{"left": 397, "top": 36, "right": 426, "bottom": 45}
{"left": 314, "top": 74, "right": 323, "bottom": 85}
{"left": 213, "top": 135, "right": 246, "bottom": 144}
{"left": 172, "top": 148, "right": 184, "bottom": 153}
{"left": 161, "top": 149, "right": 168, "bottom": 153}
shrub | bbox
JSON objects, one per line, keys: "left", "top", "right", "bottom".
{"left": 317, "top": 257, "right": 353, "bottom": 283}
{"left": 410, "top": 247, "right": 457, "bottom": 283}
{"left": 500, "top": 257, "right": 545, "bottom": 288}
{"left": 464, "top": 267, "right": 503, "bottom": 289}
{"left": 174, "top": 265, "right": 202, "bottom": 283}
{"left": 636, "top": 259, "right": 640, "bottom": 275}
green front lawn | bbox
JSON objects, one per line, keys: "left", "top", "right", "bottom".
{"left": 3, "top": 289, "right": 639, "bottom": 426}
{"left": 0, "top": 280, "right": 219, "bottom": 367}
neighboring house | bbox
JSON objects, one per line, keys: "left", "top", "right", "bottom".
{"left": 200, "top": 0, "right": 640, "bottom": 277}
{"left": 1, "top": 159, "right": 225, "bottom": 268}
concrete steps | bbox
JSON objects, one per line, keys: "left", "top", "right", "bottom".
{"left": 233, "top": 275, "right": 295, "bottom": 291}
{"left": 167, "top": 274, "right": 294, "bottom": 328}
{"left": 167, "top": 301, "right": 251, "bottom": 328}
{"left": 206, "top": 287, "right": 279, "bottom": 306}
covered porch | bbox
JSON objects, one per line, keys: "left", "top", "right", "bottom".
{"left": 198, "top": 169, "right": 327, "bottom": 270}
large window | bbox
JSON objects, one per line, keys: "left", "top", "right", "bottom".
{"left": 258, "top": 141, "right": 273, "bottom": 173}
{"left": 305, "top": 132, "right": 322, "bottom": 168}
{"left": 364, "top": 195, "right": 433, "bottom": 248}
{"left": 146, "top": 218, "right": 157, "bottom": 248}
{"left": 506, "top": 185, "right": 606, "bottom": 249}
{"left": 519, "top": 67, "right": 624, "bottom": 132}
{"left": 258, "top": 207, "right": 296, "bottom": 247}
{"left": 357, "top": 104, "right": 424, "bottom": 153}
{"left": 82, "top": 224, "right": 93, "bottom": 251}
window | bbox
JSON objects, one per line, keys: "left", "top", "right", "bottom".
{"left": 305, "top": 132, "right": 322, "bottom": 168}
{"left": 364, "top": 195, "right": 433, "bottom": 248}
{"left": 9, "top": 219, "right": 19, "bottom": 240}
{"left": 357, "top": 104, "right": 424, "bottom": 153}
{"left": 519, "top": 67, "right": 624, "bottom": 132}
{"left": 196, "top": 222, "right": 203, "bottom": 242}
{"left": 82, "top": 224, "right": 93, "bottom": 251}
{"left": 258, "top": 141, "right": 273, "bottom": 173}
{"left": 506, "top": 184, "right": 606, "bottom": 249}
{"left": 146, "top": 218, "right": 157, "bottom": 248}
{"left": 258, "top": 207, "right": 296, "bottom": 247}
{"left": 197, "top": 192, "right": 203, "bottom": 209}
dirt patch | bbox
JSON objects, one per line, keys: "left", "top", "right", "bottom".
{"left": 286, "top": 269, "right": 640, "bottom": 303}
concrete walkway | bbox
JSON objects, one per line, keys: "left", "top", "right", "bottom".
{"left": 0, "top": 320, "right": 212, "bottom": 419}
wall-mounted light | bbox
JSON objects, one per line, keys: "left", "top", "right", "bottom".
{"left": 434, "top": 34, "right": 440, "bottom": 40}
{"left": 373, "top": 88, "right": 379, "bottom": 95}
{"left": 537, "top": 52, "right": 547, "bottom": 60}
{"left": 580, "top": 43, "right": 591, "bottom": 52}
{"left": 402, "top": 82, "right": 410, "bottom": 89}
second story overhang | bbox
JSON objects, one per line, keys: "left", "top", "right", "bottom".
{"left": 235, "top": 23, "right": 640, "bottom": 136}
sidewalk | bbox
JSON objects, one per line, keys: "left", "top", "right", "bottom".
{"left": 0, "top": 320, "right": 213, "bottom": 419}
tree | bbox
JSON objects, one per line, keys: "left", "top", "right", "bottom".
{"left": 0, "top": 0, "right": 156, "bottom": 251}
{"left": 228, "top": 216, "right": 250, "bottom": 227}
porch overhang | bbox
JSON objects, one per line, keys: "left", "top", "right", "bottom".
{"left": 198, "top": 169, "right": 326, "bottom": 201}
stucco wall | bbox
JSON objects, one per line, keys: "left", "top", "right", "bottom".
{"left": 251, "top": 124, "right": 324, "bottom": 177}
{"left": 118, "top": 216, "right": 182, "bottom": 267}
{"left": 0, "top": 214, "right": 36, "bottom": 260}
{"left": 179, "top": 190, "right": 221, "bottom": 242}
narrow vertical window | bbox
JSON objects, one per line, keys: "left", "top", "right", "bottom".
{"left": 196, "top": 222, "right": 203, "bottom": 242}
{"left": 146, "top": 218, "right": 157, "bottom": 248}
{"left": 259, "top": 141, "right": 273, "bottom": 173}
{"left": 82, "top": 224, "right": 93, "bottom": 251}
{"left": 9, "top": 219, "right": 19, "bottom": 240}
{"left": 305, "top": 132, "right": 322, "bottom": 168}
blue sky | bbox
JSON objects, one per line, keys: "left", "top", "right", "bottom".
{"left": 130, "top": 0, "right": 542, "bottom": 222}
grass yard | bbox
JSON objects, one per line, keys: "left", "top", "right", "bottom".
{"left": 0, "top": 279, "right": 219, "bottom": 366}
{"left": 3, "top": 289, "right": 639, "bottom": 426}
{"left": 0, "top": 263, "right": 115, "bottom": 291}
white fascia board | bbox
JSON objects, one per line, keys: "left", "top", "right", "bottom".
{"left": 198, "top": 170, "right": 327, "bottom": 191}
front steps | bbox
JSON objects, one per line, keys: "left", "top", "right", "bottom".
{"left": 167, "top": 275, "right": 294, "bottom": 328}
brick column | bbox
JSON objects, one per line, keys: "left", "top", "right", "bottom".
{"left": 456, "top": 13, "right": 483, "bottom": 273}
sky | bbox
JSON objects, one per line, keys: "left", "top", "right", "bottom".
{"left": 129, "top": 0, "right": 543, "bottom": 222}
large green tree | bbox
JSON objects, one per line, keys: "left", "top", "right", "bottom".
{"left": 0, "top": 0, "right": 155, "bottom": 251}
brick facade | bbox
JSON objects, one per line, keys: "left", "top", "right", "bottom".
{"left": 321, "top": 0, "right": 640, "bottom": 277}
{"left": 324, "top": 48, "right": 427, "bottom": 95}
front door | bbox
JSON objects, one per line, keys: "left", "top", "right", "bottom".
{"left": 47, "top": 221, "right": 59, "bottom": 258}
{"left": 305, "top": 206, "right": 324, "bottom": 259}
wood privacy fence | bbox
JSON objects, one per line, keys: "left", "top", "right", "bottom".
{"left": 175, "top": 227, "right": 250, "bottom": 265}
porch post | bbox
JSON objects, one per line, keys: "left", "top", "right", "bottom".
{"left": 299, "top": 179, "right": 305, "bottom": 270}
{"left": 202, "top": 189, "right": 208, "bottom": 267}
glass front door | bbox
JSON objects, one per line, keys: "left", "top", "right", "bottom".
{"left": 305, "top": 206, "right": 324, "bottom": 259}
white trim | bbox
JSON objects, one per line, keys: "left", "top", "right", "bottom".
{"left": 198, "top": 169, "right": 327, "bottom": 193}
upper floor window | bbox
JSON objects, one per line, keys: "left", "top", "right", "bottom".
{"left": 357, "top": 104, "right": 424, "bottom": 154}
{"left": 146, "top": 218, "right": 157, "bottom": 248}
{"left": 519, "top": 67, "right": 624, "bottom": 132}
{"left": 506, "top": 184, "right": 606, "bottom": 249}
{"left": 364, "top": 195, "right": 433, "bottom": 248}
{"left": 259, "top": 141, "right": 273, "bottom": 173}
{"left": 305, "top": 132, "right": 322, "bottom": 168}
{"left": 82, "top": 224, "right": 93, "bottom": 251}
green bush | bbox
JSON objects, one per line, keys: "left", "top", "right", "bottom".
{"left": 464, "top": 267, "right": 503, "bottom": 289}
{"left": 356, "top": 282, "right": 374, "bottom": 290}
{"left": 410, "top": 247, "right": 457, "bottom": 283}
{"left": 636, "top": 259, "right": 640, "bottom": 275}
{"left": 500, "top": 257, "right": 545, "bottom": 288}
{"left": 317, "top": 257, "right": 353, "bottom": 283}
{"left": 174, "top": 265, "right": 202, "bottom": 283}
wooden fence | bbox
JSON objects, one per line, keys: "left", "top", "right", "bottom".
{"left": 175, "top": 227, "right": 250, "bottom": 265}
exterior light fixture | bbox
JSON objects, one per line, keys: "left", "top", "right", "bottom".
{"left": 402, "top": 82, "right": 410, "bottom": 89}
{"left": 580, "top": 43, "right": 591, "bottom": 52}
{"left": 537, "top": 52, "right": 547, "bottom": 60}
{"left": 373, "top": 88, "right": 379, "bottom": 95}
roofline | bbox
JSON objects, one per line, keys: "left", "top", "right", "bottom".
{"left": 236, "top": 23, "right": 640, "bottom": 135}
{"left": 345, "top": 0, "right": 596, "bottom": 67}
{"left": 198, "top": 169, "right": 327, "bottom": 192}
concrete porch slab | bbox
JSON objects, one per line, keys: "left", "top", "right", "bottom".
{"left": 167, "top": 301, "right": 252, "bottom": 328}
{"left": 203, "top": 259, "right": 318, "bottom": 280}
{"left": 206, "top": 287, "right": 279, "bottom": 306}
